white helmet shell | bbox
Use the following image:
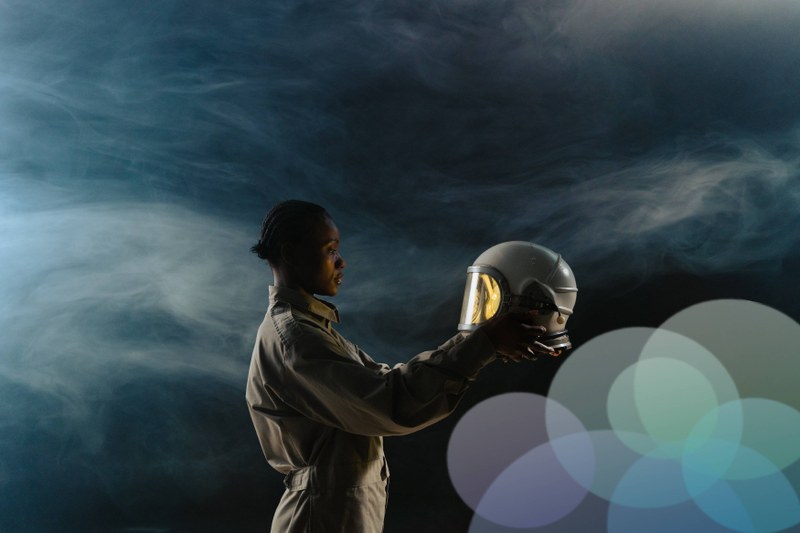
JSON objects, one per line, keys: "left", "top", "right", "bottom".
{"left": 458, "top": 241, "right": 578, "bottom": 350}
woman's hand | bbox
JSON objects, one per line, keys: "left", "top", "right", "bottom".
{"left": 478, "top": 311, "right": 557, "bottom": 362}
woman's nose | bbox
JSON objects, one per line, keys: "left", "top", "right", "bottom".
{"left": 336, "top": 254, "right": 346, "bottom": 269}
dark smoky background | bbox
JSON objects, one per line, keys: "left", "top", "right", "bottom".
{"left": 1, "top": 0, "right": 799, "bottom": 531}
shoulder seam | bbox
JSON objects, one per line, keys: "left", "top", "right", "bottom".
{"left": 270, "top": 303, "right": 330, "bottom": 348}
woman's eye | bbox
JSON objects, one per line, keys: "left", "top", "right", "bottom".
{"left": 328, "top": 249, "right": 338, "bottom": 255}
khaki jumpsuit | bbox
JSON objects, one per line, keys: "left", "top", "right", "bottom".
{"left": 246, "top": 285, "right": 496, "bottom": 532}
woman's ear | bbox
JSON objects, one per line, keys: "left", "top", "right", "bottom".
{"left": 280, "top": 242, "right": 295, "bottom": 266}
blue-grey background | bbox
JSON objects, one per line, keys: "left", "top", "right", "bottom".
{"left": 1, "top": 0, "right": 799, "bottom": 531}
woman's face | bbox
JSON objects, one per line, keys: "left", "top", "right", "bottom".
{"left": 288, "top": 215, "right": 346, "bottom": 297}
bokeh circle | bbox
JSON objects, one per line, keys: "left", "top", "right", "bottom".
{"left": 447, "top": 392, "right": 592, "bottom": 527}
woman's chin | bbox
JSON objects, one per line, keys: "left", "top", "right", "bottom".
{"left": 323, "top": 285, "right": 339, "bottom": 297}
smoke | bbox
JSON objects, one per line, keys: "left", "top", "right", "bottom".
{"left": 0, "top": 178, "right": 266, "bottom": 528}
{"left": 1, "top": 0, "right": 799, "bottom": 529}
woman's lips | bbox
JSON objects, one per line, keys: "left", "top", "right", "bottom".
{"left": 335, "top": 274, "right": 343, "bottom": 284}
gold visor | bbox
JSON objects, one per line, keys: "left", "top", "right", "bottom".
{"left": 459, "top": 271, "right": 503, "bottom": 328}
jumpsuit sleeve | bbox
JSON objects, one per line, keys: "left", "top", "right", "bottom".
{"left": 270, "top": 314, "right": 497, "bottom": 437}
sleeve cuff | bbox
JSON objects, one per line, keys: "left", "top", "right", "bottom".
{"left": 444, "top": 326, "right": 497, "bottom": 379}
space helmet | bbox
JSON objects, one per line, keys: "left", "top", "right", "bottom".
{"left": 457, "top": 241, "right": 578, "bottom": 350}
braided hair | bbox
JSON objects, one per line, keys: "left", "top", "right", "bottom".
{"left": 251, "top": 200, "right": 332, "bottom": 265}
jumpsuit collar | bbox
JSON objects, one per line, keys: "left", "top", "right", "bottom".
{"left": 268, "top": 285, "right": 341, "bottom": 324}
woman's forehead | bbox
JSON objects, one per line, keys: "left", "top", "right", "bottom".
{"left": 309, "top": 216, "right": 340, "bottom": 244}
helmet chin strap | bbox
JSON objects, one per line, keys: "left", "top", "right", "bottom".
{"left": 538, "top": 329, "right": 572, "bottom": 351}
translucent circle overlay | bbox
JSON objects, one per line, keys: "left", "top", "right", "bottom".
{"left": 684, "top": 398, "right": 800, "bottom": 488}
{"left": 447, "top": 393, "right": 592, "bottom": 528}
{"left": 692, "top": 453, "right": 800, "bottom": 533}
{"left": 448, "top": 300, "right": 800, "bottom": 531}
{"left": 658, "top": 299, "right": 800, "bottom": 411}
{"left": 634, "top": 330, "right": 741, "bottom": 455}
{"left": 607, "top": 498, "right": 739, "bottom": 533}
{"left": 475, "top": 433, "right": 593, "bottom": 528}
{"left": 607, "top": 353, "right": 735, "bottom": 459}
{"left": 548, "top": 327, "right": 656, "bottom": 432}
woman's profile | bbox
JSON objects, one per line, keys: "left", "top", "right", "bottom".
{"left": 245, "top": 199, "right": 553, "bottom": 532}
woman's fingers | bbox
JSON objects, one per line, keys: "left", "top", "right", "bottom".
{"left": 531, "top": 340, "right": 558, "bottom": 356}
{"left": 490, "top": 313, "right": 561, "bottom": 363}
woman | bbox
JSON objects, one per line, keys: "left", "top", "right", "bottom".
{"left": 245, "top": 200, "right": 553, "bottom": 532}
